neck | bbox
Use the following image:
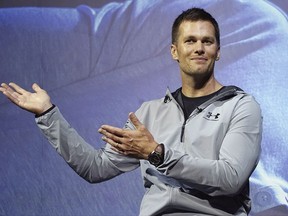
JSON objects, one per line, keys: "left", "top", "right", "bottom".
{"left": 181, "top": 74, "right": 223, "bottom": 97}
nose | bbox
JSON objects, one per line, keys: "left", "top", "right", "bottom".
{"left": 194, "top": 41, "right": 204, "bottom": 55}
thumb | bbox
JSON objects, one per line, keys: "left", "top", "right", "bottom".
{"left": 128, "top": 112, "right": 143, "bottom": 129}
{"left": 32, "top": 83, "right": 42, "bottom": 92}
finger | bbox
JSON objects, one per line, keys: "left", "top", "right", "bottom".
{"left": 0, "top": 84, "right": 7, "bottom": 93}
{"left": 111, "top": 146, "right": 122, "bottom": 153}
{"left": 99, "top": 128, "right": 123, "bottom": 144}
{"left": 0, "top": 83, "right": 9, "bottom": 90}
{"left": 103, "top": 136, "right": 125, "bottom": 152}
{"left": 128, "top": 112, "right": 143, "bottom": 129}
{"left": 0, "top": 84, "right": 18, "bottom": 98}
{"left": 100, "top": 125, "right": 125, "bottom": 137}
{"left": 32, "top": 83, "right": 42, "bottom": 93}
{"left": 0, "top": 84, "right": 21, "bottom": 103}
{"left": 102, "top": 135, "right": 117, "bottom": 145}
{"left": 0, "top": 83, "right": 13, "bottom": 93}
{"left": 111, "top": 145, "right": 133, "bottom": 156}
{"left": 111, "top": 146, "right": 127, "bottom": 155}
{"left": 98, "top": 127, "right": 111, "bottom": 137}
{"left": 0, "top": 84, "right": 13, "bottom": 99}
{"left": 9, "top": 82, "right": 27, "bottom": 95}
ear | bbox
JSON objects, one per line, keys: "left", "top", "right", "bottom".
{"left": 216, "top": 46, "right": 220, "bottom": 61}
{"left": 170, "top": 44, "right": 179, "bottom": 61}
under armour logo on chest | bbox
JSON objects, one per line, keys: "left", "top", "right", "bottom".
{"left": 205, "top": 112, "right": 220, "bottom": 120}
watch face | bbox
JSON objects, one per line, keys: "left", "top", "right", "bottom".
{"left": 148, "top": 144, "right": 164, "bottom": 166}
{"left": 148, "top": 152, "right": 162, "bottom": 166}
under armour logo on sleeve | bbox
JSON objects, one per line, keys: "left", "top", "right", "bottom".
{"left": 164, "top": 95, "right": 172, "bottom": 103}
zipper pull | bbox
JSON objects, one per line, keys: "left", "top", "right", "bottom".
{"left": 196, "top": 107, "right": 203, "bottom": 113}
{"left": 180, "top": 122, "right": 185, "bottom": 142}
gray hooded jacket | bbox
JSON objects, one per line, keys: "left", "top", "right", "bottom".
{"left": 36, "top": 86, "right": 262, "bottom": 216}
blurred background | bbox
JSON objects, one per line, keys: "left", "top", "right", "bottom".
{"left": 0, "top": 0, "right": 287, "bottom": 216}
{"left": 0, "top": 0, "right": 287, "bottom": 12}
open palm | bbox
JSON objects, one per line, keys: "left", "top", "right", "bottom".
{"left": 0, "top": 82, "right": 52, "bottom": 115}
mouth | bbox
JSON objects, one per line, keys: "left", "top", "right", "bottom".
{"left": 191, "top": 57, "right": 208, "bottom": 63}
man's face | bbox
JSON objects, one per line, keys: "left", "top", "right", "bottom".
{"left": 171, "top": 20, "right": 220, "bottom": 79}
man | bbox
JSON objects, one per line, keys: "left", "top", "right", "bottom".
{"left": 0, "top": 8, "right": 262, "bottom": 216}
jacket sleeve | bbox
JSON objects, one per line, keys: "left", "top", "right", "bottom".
{"left": 35, "top": 106, "right": 140, "bottom": 183}
{"left": 150, "top": 95, "right": 262, "bottom": 196}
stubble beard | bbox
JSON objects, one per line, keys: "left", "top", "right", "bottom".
{"left": 182, "top": 65, "right": 215, "bottom": 89}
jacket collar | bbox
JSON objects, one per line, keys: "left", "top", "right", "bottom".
{"left": 164, "top": 85, "right": 244, "bottom": 110}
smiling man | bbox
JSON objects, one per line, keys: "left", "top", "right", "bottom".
{"left": 171, "top": 19, "right": 222, "bottom": 95}
{"left": 0, "top": 8, "right": 262, "bottom": 216}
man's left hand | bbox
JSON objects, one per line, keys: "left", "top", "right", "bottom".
{"left": 98, "top": 112, "right": 158, "bottom": 159}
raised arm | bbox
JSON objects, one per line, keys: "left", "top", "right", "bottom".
{"left": 1, "top": 82, "right": 140, "bottom": 182}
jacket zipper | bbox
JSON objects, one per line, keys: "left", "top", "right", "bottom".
{"left": 180, "top": 122, "right": 186, "bottom": 143}
{"left": 180, "top": 107, "right": 203, "bottom": 142}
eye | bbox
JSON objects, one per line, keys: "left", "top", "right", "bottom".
{"left": 185, "top": 38, "right": 196, "bottom": 44}
{"left": 202, "top": 38, "right": 215, "bottom": 45}
{"left": 203, "top": 40, "right": 213, "bottom": 45}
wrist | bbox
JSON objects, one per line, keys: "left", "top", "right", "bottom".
{"left": 147, "top": 143, "right": 164, "bottom": 167}
{"left": 42, "top": 102, "right": 53, "bottom": 113}
{"left": 35, "top": 104, "right": 55, "bottom": 117}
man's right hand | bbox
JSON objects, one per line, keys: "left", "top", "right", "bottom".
{"left": 0, "top": 82, "right": 53, "bottom": 116}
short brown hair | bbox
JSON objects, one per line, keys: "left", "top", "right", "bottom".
{"left": 172, "top": 8, "right": 220, "bottom": 46}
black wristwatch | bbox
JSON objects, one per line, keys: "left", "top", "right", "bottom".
{"left": 148, "top": 144, "right": 164, "bottom": 167}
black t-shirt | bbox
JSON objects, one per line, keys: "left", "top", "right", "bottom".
{"left": 180, "top": 88, "right": 224, "bottom": 120}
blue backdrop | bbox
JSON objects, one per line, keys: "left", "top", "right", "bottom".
{"left": 0, "top": 0, "right": 287, "bottom": 215}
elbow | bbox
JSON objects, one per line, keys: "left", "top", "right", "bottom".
{"left": 83, "top": 177, "right": 103, "bottom": 184}
{"left": 219, "top": 172, "right": 247, "bottom": 196}
{"left": 79, "top": 171, "right": 108, "bottom": 184}
{"left": 79, "top": 168, "right": 117, "bottom": 184}
{"left": 223, "top": 181, "right": 242, "bottom": 195}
